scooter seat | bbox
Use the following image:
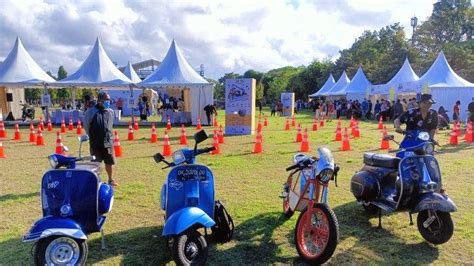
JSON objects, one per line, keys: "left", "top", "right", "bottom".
{"left": 363, "top": 153, "right": 400, "bottom": 169}
{"left": 76, "top": 162, "right": 101, "bottom": 176}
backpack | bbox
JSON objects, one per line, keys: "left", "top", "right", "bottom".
{"left": 211, "top": 200, "right": 234, "bottom": 243}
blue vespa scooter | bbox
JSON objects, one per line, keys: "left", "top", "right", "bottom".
{"left": 23, "top": 135, "right": 114, "bottom": 265}
{"left": 154, "top": 130, "right": 233, "bottom": 265}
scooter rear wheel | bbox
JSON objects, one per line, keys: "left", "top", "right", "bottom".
{"left": 294, "top": 203, "right": 339, "bottom": 264}
{"left": 172, "top": 230, "right": 208, "bottom": 266}
{"left": 417, "top": 210, "right": 454, "bottom": 245}
{"left": 34, "top": 236, "right": 88, "bottom": 266}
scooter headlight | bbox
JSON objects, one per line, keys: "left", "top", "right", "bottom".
{"left": 172, "top": 150, "right": 186, "bottom": 165}
{"left": 319, "top": 168, "right": 334, "bottom": 182}
{"left": 423, "top": 143, "right": 434, "bottom": 154}
{"left": 60, "top": 204, "right": 72, "bottom": 217}
{"left": 48, "top": 155, "right": 58, "bottom": 169}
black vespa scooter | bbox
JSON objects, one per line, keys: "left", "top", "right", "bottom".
{"left": 350, "top": 130, "right": 457, "bottom": 244}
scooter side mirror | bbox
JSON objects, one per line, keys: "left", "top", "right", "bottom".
{"left": 63, "top": 146, "right": 70, "bottom": 152}
{"left": 154, "top": 153, "right": 165, "bottom": 163}
{"left": 194, "top": 130, "right": 208, "bottom": 144}
{"left": 78, "top": 135, "right": 89, "bottom": 142}
{"left": 383, "top": 135, "right": 394, "bottom": 141}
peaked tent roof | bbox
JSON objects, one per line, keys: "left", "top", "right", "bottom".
{"left": 140, "top": 39, "right": 208, "bottom": 85}
{"left": 123, "top": 61, "right": 142, "bottom": 83}
{"left": 0, "top": 37, "right": 54, "bottom": 85}
{"left": 386, "top": 58, "right": 419, "bottom": 85}
{"left": 55, "top": 38, "right": 132, "bottom": 86}
{"left": 345, "top": 67, "right": 372, "bottom": 94}
{"left": 323, "top": 71, "right": 350, "bottom": 96}
{"left": 419, "top": 51, "right": 473, "bottom": 87}
{"left": 310, "top": 74, "right": 335, "bottom": 97}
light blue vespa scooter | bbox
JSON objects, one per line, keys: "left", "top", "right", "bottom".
{"left": 23, "top": 135, "right": 114, "bottom": 265}
{"left": 154, "top": 130, "right": 233, "bottom": 265}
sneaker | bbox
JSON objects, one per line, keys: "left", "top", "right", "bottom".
{"left": 109, "top": 179, "right": 119, "bottom": 187}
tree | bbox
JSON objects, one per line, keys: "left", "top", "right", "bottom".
{"left": 57, "top": 66, "right": 68, "bottom": 80}
{"left": 46, "top": 71, "right": 57, "bottom": 80}
{"left": 25, "top": 88, "right": 42, "bottom": 101}
{"left": 243, "top": 69, "right": 264, "bottom": 100}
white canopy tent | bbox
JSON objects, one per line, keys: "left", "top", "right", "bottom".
{"left": 309, "top": 74, "right": 335, "bottom": 98}
{"left": 122, "top": 61, "right": 142, "bottom": 83}
{"left": 345, "top": 66, "right": 372, "bottom": 101}
{"left": 322, "top": 70, "right": 350, "bottom": 97}
{"left": 0, "top": 37, "right": 54, "bottom": 119}
{"left": 419, "top": 52, "right": 474, "bottom": 121}
{"left": 139, "top": 39, "right": 212, "bottom": 125}
{"left": 370, "top": 58, "right": 419, "bottom": 97}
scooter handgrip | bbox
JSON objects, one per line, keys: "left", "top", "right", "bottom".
{"left": 286, "top": 164, "right": 299, "bottom": 171}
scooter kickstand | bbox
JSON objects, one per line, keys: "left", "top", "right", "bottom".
{"left": 409, "top": 213, "right": 414, "bottom": 226}
{"left": 378, "top": 209, "right": 382, "bottom": 229}
{"left": 101, "top": 229, "right": 106, "bottom": 250}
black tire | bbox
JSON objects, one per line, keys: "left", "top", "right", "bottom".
{"left": 34, "top": 236, "right": 88, "bottom": 265}
{"left": 172, "top": 230, "right": 208, "bottom": 266}
{"left": 294, "top": 203, "right": 339, "bottom": 264}
{"left": 283, "top": 181, "right": 294, "bottom": 219}
{"left": 362, "top": 202, "right": 379, "bottom": 215}
{"left": 417, "top": 210, "right": 454, "bottom": 245}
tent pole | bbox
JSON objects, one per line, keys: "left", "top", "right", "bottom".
{"left": 43, "top": 82, "right": 50, "bottom": 122}
{"left": 130, "top": 85, "right": 134, "bottom": 124}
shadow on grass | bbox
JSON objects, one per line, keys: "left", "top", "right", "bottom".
{"left": 329, "top": 201, "right": 439, "bottom": 264}
{"left": 0, "top": 192, "right": 39, "bottom": 202}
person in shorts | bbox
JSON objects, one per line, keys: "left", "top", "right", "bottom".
{"left": 83, "top": 92, "right": 119, "bottom": 186}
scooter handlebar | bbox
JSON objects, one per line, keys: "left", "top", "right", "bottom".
{"left": 286, "top": 164, "right": 299, "bottom": 171}
{"left": 195, "top": 146, "right": 215, "bottom": 155}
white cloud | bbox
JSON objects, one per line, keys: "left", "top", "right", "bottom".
{"left": 0, "top": 0, "right": 434, "bottom": 79}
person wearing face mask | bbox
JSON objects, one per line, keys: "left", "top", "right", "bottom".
{"left": 394, "top": 94, "right": 438, "bottom": 139}
{"left": 83, "top": 91, "right": 119, "bottom": 187}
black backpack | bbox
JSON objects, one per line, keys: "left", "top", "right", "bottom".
{"left": 211, "top": 200, "right": 234, "bottom": 243}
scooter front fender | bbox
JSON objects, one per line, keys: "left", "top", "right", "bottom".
{"left": 411, "top": 193, "right": 457, "bottom": 213}
{"left": 162, "top": 207, "right": 215, "bottom": 236}
{"left": 22, "top": 216, "right": 87, "bottom": 242}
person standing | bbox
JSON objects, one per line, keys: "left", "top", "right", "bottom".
{"left": 204, "top": 104, "right": 217, "bottom": 126}
{"left": 393, "top": 99, "right": 404, "bottom": 119}
{"left": 116, "top": 97, "right": 123, "bottom": 113}
{"left": 453, "top": 100, "right": 461, "bottom": 123}
{"left": 270, "top": 101, "right": 276, "bottom": 117}
{"left": 361, "top": 98, "right": 368, "bottom": 121}
{"left": 83, "top": 92, "right": 119, "bottom": 187}
{"left": 367, "top": 99, "right": 373, "bottom": 120}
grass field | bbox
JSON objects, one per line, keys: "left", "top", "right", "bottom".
{"left": 1, "top": 108, "right": 473, "bottom": 265}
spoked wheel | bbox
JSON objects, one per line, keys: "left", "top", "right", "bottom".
{"left": 34, "top": 236, "right": 88, "bottom": 265}
{"left": 283, "top": 181, "right": 294, "bottom": 219}
{"left": 417, "top": 210, "right": 454, "bottom": 245}
{"left": 295, "top": 203, "right": 339, "bottom": 264}
{"left": 172, "top": 230, "right": 208, "bottom": 266}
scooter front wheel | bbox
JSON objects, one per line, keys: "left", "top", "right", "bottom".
{"left": 172, "top": 230, "right": 208, "bottom": 266}
{"left": 417, "top": 210, "right": 454, "bottom": 245}
{"left": 294, "top": 203, "right": 339, "bottom": 264}
{"left": 34, "top": 236, "right": 88, "bottom": 265}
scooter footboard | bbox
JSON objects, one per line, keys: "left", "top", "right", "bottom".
{"left": 411, "top": 193, "right": 457, "bottom": 213}
{"left": 162, "top": 207, "right": 215, "bottom": 236}
{"left": 23, "top": 217, "right": 86, "bottom": 242}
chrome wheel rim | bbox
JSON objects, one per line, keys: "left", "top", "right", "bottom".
{"left": 45, "top": 237, "right": 80, "bottom": 265}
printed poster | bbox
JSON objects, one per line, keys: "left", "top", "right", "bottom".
{"left": 225, "top": 78, "right": 256, "bottom": 135}
{"left": 281, "top": 92, "right": 294, "bottom": 117}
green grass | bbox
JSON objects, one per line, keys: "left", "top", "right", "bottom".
{"left": 1, "top": 108, "right": 473, "bottom": 265}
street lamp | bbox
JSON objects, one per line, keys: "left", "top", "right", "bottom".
{"left": 410, "top": 16, "right": 418, "bottom": 45}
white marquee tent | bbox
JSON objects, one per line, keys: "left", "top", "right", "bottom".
{"left": 309, "top": 74, "right": 335, "bottom": 98}
{"left": 370, "top": 58, "right": 419, "bottom": 97}
{"left": 322, "top": 70, "right": 350, "bottom": 97}
{"left": 140, "top": 39, "right": 212, "bottom": 125}
{"left": 122, "top": 61, "right": 142, "bottom": 83}
{"left": 345, "top": 66, "right": 372, "bottom": 101}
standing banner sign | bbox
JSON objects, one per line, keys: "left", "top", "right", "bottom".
{"left": 225, "top": 78, "right": 256, "bottom": 135}
{"left": 281, "top": 92, "right": 295, "bottom": 117}
{"left": 41, "top": 93, "right": 51, "bottom": 107}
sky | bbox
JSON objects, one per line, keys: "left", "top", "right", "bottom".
{"left": 0, "top": 0, "right": 436, "bottom": 80}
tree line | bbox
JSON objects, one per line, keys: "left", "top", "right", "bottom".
{"left": 213, "top": 0, "right": 473, "bottom": 102}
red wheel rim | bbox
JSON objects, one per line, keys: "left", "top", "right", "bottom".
{"left": 296, "top": 207, "right": 330, "bottom": 259}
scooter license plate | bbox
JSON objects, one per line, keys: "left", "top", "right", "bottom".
{"left": 176, "top": 168, "right": 207, "bottom": 181}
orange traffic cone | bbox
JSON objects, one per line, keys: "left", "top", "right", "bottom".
{"left": 454, "top": 121, "right": 461, "bottom": 136}
{"left": 449, "top": 128, "right": 458, "bottom": 145}
{"left": 353, "top": 122, "right": 360, "bottom": 138}
{"left": 218, "top": 125, "right": 224, "bottom": 144}
{"left": 319, "top": 118, "right": 325, "bottom": 127}
{"left": 167, "top": 117, "right": 172, "bottom": 130}
{"left": 285, "top": 119, "right": 290, "bottom": 131}
{"left": 213, "top": 115, "right": 218, "bottom": 127}
{"left": 151, "top": 123, "right": 157, "bottom": 143}
{"left": 39, "top": 119, "right": 45, "bottom": 131}
{"left": 180, "top": 124, "right": 188, "bottom": 145}
{"left": 300, "top": 128, "right": 309, "bottom": 152}
{"left": 465, "top": 122, "right": 473, "bottom": 143}
{"left": 335, "top": 126, "right": 342, "bottom": 141}
{"left": 0, "top": 142, "right": 6, "bottom": 158}
{"left": 68, "top": 119, "right": 74, "bottom": 131}
{"left": 113, "top": 131, "right": 122, "bottom": 157}
{"left": 312, "top": 118, "right": 318, "bottom": 131}
{"left": 29, "top": 121, "right": 34, "bottom": 131}
{"left": 264, "top": 117, "right": 268, "bottom": 127}
{"left": 341, "top": 128, "right": 351, "bottom": 151}
{"left": 378, "top": 116, "right": 384, "bottom": 129}
{"left": 36, "top": 130, "right": 45, "bottom": 146}
{"left": 257, "top": 120, "right": 262, "bottom": 133}
{"left": 13, "top": 123, "right": 21, "bottom": 140}
{"left": 133, "top": 118, "right": 139, "bottom": 131}
{"left": 291, "top": 115, "right": 296, "bottom": 127}
{"left": 0, "top": 121, "right": 5, "bottom": 138}
{"left": 29, "top": 128, "right": 36, "bottom": 143}
{"left": 55, "top": 132, "right": 66, "bottom": 155}
{"left": 47, "top": 119, "right": 53, "bottom": 131}
{"left": 128, "top": 123, "right": 134, "bottom": 141}
{"left": 296, "top": 124, "right": 302, "bottom": 142}
{"left": 60, "top": 119, "right": 66, "bottom": 133}
{"left": 253, "top": 130, "right": 263, "bottom": 154}
{"left": 349, "top": 116, "right": 354, "bottom": 128}
{"left": 76, "top": 120, "right": 82, "bottom": 135}
{"left": 196, "top": 117, "right": 202, "bottom": 130}
{"left": 162, "top": 131, "right": 172, "bottom": 156}
{"left": 380, "top": 127, "right": 390, "bottom": 150}
{"left": 211, "top": 130, "right": 220, "bottom": 155}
